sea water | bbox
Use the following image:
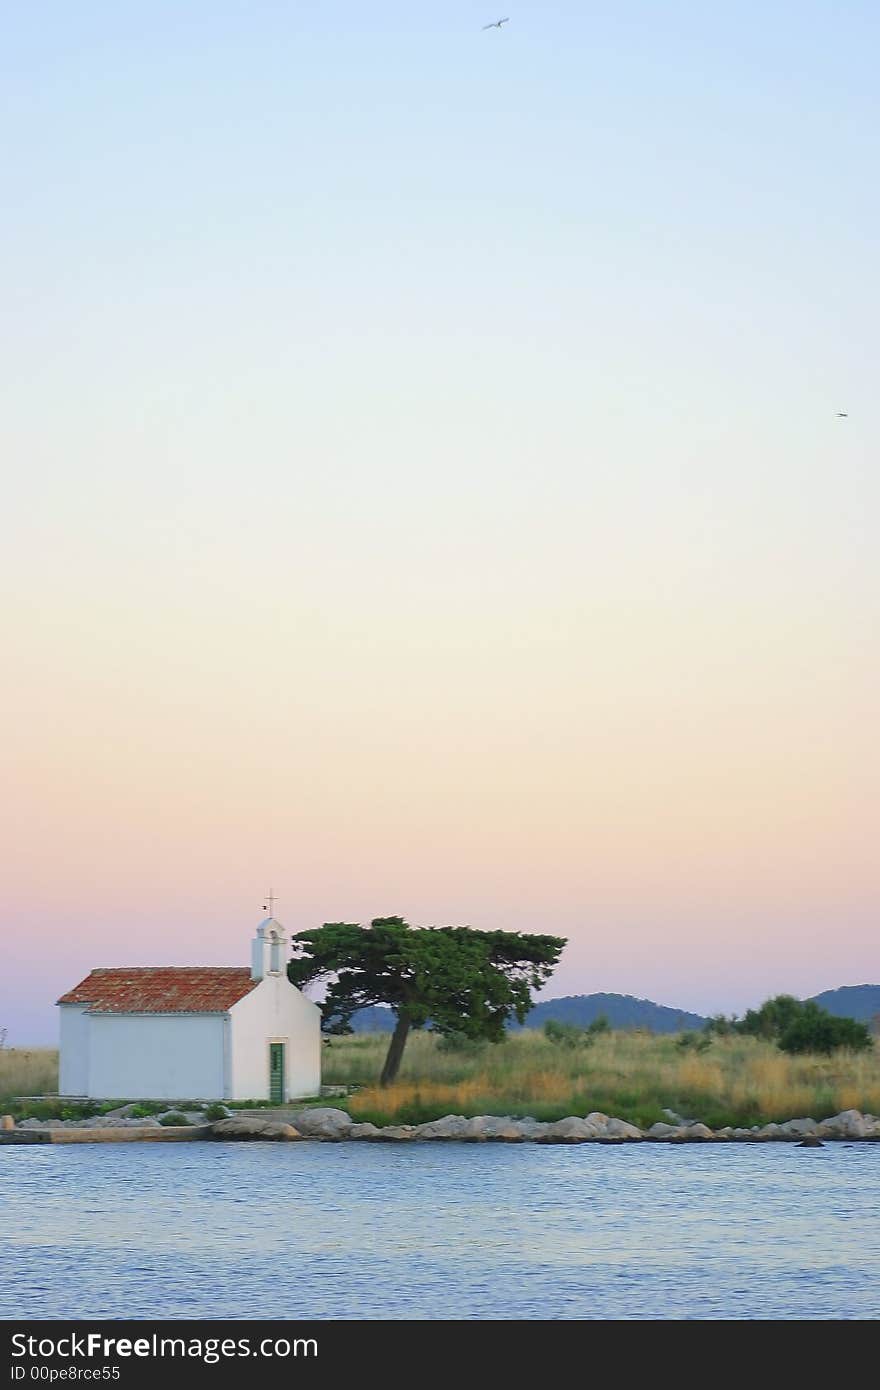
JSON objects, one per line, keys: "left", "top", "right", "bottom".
{"left": 2, "top": 1140, "right": 877, "bottom": 1319}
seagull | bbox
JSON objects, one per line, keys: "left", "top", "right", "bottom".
{"left": 837, "top": 412, "right": 848, "bottom": 418}
{"left": 483, "top": 17, "right": 510, "bottom": 29}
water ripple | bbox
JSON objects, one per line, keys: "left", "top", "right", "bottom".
{"left": 1, "top": 1143, "right": 878, "bottom": 1319}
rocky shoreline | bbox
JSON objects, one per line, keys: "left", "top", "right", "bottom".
{"left": 3, "top": 1106, "right": 879, "bottom": 1145}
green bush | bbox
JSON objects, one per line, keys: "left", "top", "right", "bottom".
{"left": 737, "top": 995, "right": 804, "bottom": 1041}
{"left": 8, "top": 1099, "right": 105, "bottom": 1122}
{"left": 158, "top": 1112, "right": 190, "bottom": 1127}
{"left": 202, "top": 1103, "right": 229, "bottom": 1121}
{"left": 779, "top": 1008, "right": 873, "bottom": 1056}
{"left": 704, "top": 1014, "right": 738, "bottom": 1037}
{"left": 436, "top": 1031, "right": 487, "bottom": 1056}
{"left": 676, "top": 1031, "right": 712, "bottom": 1053}
{"left": 543, "top": 1020, "right": 592, "bottom": 1049}
{"left": 737, "top": 995, "right": 872, "bottom": 1055}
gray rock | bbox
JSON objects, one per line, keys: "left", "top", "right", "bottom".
{"left": 822, "top": 1109, "right": 872, "bottom": 1139}
{"left": 537, "top": 1117, "right": 601, "bottom": 1143}
{"left": 779, "top": 1118, "right": 819, "bottom": 1137}
{"left": 210, "top": 1116, "right": 257, "bottom": 1138}
{"left": 466, "top": 1116, "right": 519, "bottom": 1140}
{"left": 756, "top": 1123, "right": 784, "bottom": 1139}
{"left": 647, "top": 1122, "right": 680, "bottom": 1138}
{"left": 414, "top": 1115, "right": 472, "bottom": 1140}
{"left": 412, "top": 1115, "right": 545, "bottom": 1142}
{"left": 347, "top": 1122, "right": 383, "bottom": 1140}
{"left": 460, "top": 1116, "right": 504, "bottom": 1140}
{"left": 516, "top": 1119, "right": 550, "bottom": 1140}
{"left": 375, "top": 1125, "right": 416, "bottom": 1141}
{"left": 584, "top": 1112, "right": 610, "bottom": 1132}
{"left": 605, "top": 1118, "right": 644, "bottom": 1140}
{"left": 683, "top": 1123, "right": 715, "bottom": 1140}
{"left": 488, "top": 1121, "right": 528, "bottom": 1142}
{"left": 261, "top": 1122, "right": 301, "bottom": 1140}
{"left": 288, "top": 1107, "right": 353, "bottom": 1140}
{"left": 320, "top": 1085, "right": 350, "bottom": 1098}
{"left": 211, "top": 1116, "right": 301, "bottom": 1141}
{"left": 797, "top": 1136, "right": 824, "bottom": 1148}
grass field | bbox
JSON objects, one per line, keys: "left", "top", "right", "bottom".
{"left": 323, "top": 1029, "right": 880, "bottom": 1129}
{"left": 0, "top": 1049, "right": 58, "bottom": 1103}
{"left": 4, "top": 1033, "right": 879, "bottom": 1130}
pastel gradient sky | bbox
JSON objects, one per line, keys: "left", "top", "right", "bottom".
{"left": 2, "top": 3, "right": 878, "bottom": 1043}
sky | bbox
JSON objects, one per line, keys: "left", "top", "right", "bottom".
{"left": 1, "top": 2, "right": 878, "bottom": 1043}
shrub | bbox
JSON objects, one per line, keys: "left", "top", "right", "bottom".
{"left": 704, "top": 1014, "right": 738, "bottom": 1037}
{"left": 544, "top": 1020, "right": 592, "bottom": 1049}
{"left": 202, "top": 1103, "right": 229, "bottom": 1121}
{"left": 436, "top": 1031, "right": 487, "bottom": 1056}
{"left": 8, "top": 1099, "right": 104, "bottom": 1122}
{"left": 158, "top": 1112, "right": 190, "bottom": 1127}
{"left": 779, "top": 1008, "right": 873, "bottom": 1056}
{"left": 128, "top": 1101, "right": 167, "bottom": 1118}
{"left": 738, "top": 995, "right": 873, "bottom": 1055}
{"left": 676, "top": 1031, "right": 712, "bottom": 1053}
{"left": 737, "top": 995, "right": 805, "bottom": 1041}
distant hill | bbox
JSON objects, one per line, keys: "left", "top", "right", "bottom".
{"left": 516, "top": 993, "right": 707, "bottom": 1034}
{"left": 348, "top": 993, "right": 707, "bottom": 1035}
{"left": 344, "top": 985, "right": 880, "bottom": 1036}
{"left": 809, "top": 985, "right": 880, "bottom": 1025}
{"left": 348, "top": 1005, "right": 396, "bottom": 1033}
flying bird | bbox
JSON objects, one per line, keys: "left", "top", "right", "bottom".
{"left": 483, "top": 17, "right": 510, "bottom": 29}
{"left": 837, "top": 412, "right": 848, "bottom": 417}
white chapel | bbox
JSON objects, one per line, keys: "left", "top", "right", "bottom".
{"left": 57, "top": 918, "right": 321, "bottom": 1102}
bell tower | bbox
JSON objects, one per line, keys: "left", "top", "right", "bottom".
{"left": 251, "top": 917, "right": 286, "bottom": 981}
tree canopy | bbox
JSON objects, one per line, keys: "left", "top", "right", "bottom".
{"left": 288, "top": 915, "right": 567, "bottom": 1085}
{"left": 736, "top": 994, "right": 805, "bottom": 1041}
{"left": 776, "top": 1002, "right": 872, "bottom": 1056}
{"left": 717, "top": 994, "right": 873, "bottom": 1055}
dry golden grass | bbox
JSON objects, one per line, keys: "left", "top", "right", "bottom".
{"left": 0, "top": 1048, "right": 59, "bottom": 1100}
{"left": 327, "top": 1029, "right": 880, "bottom": 1128}
{"left": 4, "top": 1033, "right": 878, "bottom": 1128}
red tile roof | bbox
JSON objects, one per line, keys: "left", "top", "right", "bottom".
{"left": 57, "top": 967, "right": 260, "bottom": 1015}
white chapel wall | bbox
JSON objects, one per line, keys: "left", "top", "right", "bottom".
{"left": 86, "top": 1014, "right": 226, "bottom": 1099}
{"left": 229, "top": 975, "right": 321, "bottom": 1100}
{"left": 59, "top": 1005, "right": 91, "bottom": 1095}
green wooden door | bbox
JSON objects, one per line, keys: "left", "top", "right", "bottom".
{"left": 269, "top": 1043, "right": 285, "bottom": 1104}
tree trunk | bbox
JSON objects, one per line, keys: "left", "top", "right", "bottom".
{"left": 380, "top": 1011, "right": 411, "bottom": 1087}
